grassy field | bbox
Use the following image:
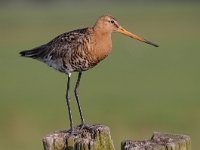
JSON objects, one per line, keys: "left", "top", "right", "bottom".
{"left": 0, "top": 2, "right": 200, "bottom": 149}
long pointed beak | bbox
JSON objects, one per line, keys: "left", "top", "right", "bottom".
{"left": 116, "top": 26, "right": 159, "bottom": 47}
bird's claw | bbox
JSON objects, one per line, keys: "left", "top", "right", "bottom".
{"left": 78, "top": 123, "right": 92, "bottom": 132}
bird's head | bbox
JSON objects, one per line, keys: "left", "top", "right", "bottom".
{"left": 94, "top": 15, "right": 120, "bottom": 33}
{"left": 94, "top": 15, "right": 158, "bottom": 47}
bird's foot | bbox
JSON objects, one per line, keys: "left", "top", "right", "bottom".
{"left": 67, "top": 124, "right": 93, "bottom": 135}
{"left": 78, "top": 123, "right": 92, "bottom": 131}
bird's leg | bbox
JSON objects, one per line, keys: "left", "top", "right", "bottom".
{"left": 66, "top": 73, "right": 73, "bottom": 133}
{"left": 74, "top": 72, "right": 85, "bottom": 127}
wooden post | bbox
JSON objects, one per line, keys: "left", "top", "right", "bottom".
{"left": 43, "top": 125, "right": 191, "bottom": 150}
{"left": 121, "top": 132, "right": 191, "bottom": 150}
{"left": 42, "top": 124, "right": 115, "bottom": 150}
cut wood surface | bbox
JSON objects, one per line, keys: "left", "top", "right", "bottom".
{"left": 42, "top": 124, "right": 115, "bottom": 150}
{"left": 121, "top": 132, "right": 191, "bottom": 150}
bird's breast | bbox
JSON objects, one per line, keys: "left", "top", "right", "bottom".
{"left": 92, "top": 34, "right": 112, "bottom": 62}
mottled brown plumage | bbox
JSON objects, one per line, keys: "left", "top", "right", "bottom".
{"left": 20, "top": 15, "right": 158, "bottom": 132}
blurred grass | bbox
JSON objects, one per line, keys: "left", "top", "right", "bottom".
{"left": 0, "top": 1, "right": 200, "bottom": 150}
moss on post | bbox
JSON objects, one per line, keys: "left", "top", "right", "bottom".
{"left": 42, "top": 124, "right": 115, "bottom": 150}
{"left": 121, "top": 132, "right": 191, "bottom": 150}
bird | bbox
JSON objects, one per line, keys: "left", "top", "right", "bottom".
{"left": 19, "top": 15, "right": 158, "bottom": 132}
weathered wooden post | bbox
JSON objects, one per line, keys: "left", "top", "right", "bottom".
{"left": 42, "top": 124, "right": 115, "bottom": 150}
{"left": 43, "top": 125, "right": 191, "bottom": 150}
{"left": 121, "top": 132, "right": 191, "bottom": 150}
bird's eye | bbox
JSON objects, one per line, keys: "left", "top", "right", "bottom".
{"left": 111, "top": 20, "right": 114, "bottom": 23}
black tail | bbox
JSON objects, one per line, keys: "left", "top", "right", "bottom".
{"left": 19, "top": 49, "right": 37, "bottom": 57}
{"left": 19, "top": 45, "right": 49, "bottom": 59}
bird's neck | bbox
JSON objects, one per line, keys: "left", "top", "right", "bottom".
{"left": 93, "top": 25, "right": 112, "bottom": 35}
{"left": 92, "top": 29, "right": 112, "bottom": 62}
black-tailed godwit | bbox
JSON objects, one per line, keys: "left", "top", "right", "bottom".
{"left": 20, "top": 15, "right": 158, "bottom": 132}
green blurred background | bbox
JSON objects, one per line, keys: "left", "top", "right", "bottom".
{"left": 1, "top": 0, "right": 200, "bottom": 149}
